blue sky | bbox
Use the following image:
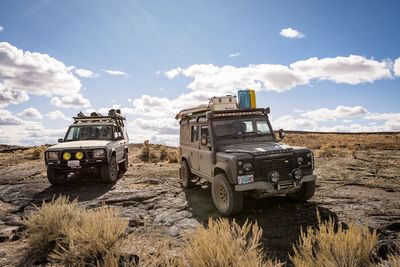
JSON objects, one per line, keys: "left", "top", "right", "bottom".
{"left": 0, "top": 0, "right": 399, "bottom": 145}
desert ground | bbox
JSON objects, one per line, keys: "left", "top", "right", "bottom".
{"left": 0, "top": 133, "right": 399, "bottom": 266}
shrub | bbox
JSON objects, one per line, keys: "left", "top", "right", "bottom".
{"left": 290, "top": 217, "right": 378, "bottom": 267}
{"left": 144, "top": 218, "right": 280, "bottom": 267}
{"left": 25, "top": 146, "right": 46, "bottom": 160}
{"left": 24, "top": 196, "right": 128, "bottom": 266}
{"left": 159, "top": 145, "right": 168, "bottom": 161}
{"left": 167, "top": 150, "right": 179, "bottom": 163}
{"left": 138, "top": 140, "right": 150, "bottom": 162}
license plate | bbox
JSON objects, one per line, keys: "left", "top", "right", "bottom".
{"left": 238, "top": 174, "right": 254, "bottom": 185}
{"left": 67, "top": 160, "right": 80, "bottom": 168}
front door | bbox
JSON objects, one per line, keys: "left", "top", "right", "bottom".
{"left": 189, "top": 124, "right": 200, "bottom": 171}
{"left": 199, "top": 125, "right": 213, "bottom": 177}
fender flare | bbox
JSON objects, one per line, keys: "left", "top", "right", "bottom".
{"left": 214, "top": 162, "right": 235, "bottom": 184}
{"left": 181, "top": 153, "right": 191, "bottom": 168}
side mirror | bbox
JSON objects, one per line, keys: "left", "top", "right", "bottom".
{"left": 58, "top": 138, "right": 64, "bottom": 143}
{"left": 278, "top": 129, "right": 286, "bottom": 140}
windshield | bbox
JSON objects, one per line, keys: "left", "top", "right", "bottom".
{"left": 213, "top": 116, "right": 273, "bottom": 141}
{"left": 65, "top": 125, "right": 113, "bottom": 141}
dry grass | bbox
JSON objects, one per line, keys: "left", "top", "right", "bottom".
{"left": 24, "top": 195, "right": 128, "bottom": 266}
{"left": 24, "top": 145, "right": 47, "bottom": 160}
{"left": 138, "top": 140, "right": 151, "bottom": 162}
{"left": 144, "top": 218, "right": 280, "bottom": 267}
{"left": 283, "top": 132, "right": 400, "bottom": 150}
{"left": 290, "top": 217, "right": 378, "bottom": 267}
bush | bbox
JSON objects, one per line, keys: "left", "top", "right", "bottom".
{"left": 159, "top": 145, "right": 168, "bottom": 161}
{"left": 138, "top": 140, "right": 150, "bottom": 162}
{"left": 144, "top": 218, "right": 280, "bottom": 267}
{"left": 24, "top": 146, "right": 46, "bottom": 160}
{"left": 290, "top": 217, "right": 378, "bottom": 267}
{"left": 167, "top": 150, "right": 179, "bottom": 163}
{"left": 24, "top": 195, "right": 128, "bottom": 266}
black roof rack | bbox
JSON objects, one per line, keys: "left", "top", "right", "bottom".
{"left": 73, "top": 109, "right": 125, "bottom": 127}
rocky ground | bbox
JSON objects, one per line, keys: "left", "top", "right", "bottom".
{"left": 0, "top": 143, "right": 399, "bottom": 266}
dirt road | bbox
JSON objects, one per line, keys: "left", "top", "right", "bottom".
{"left": 0, "top": 146, "right": 399, "bottom": 266}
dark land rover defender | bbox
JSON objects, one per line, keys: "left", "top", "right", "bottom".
{"left": 176, "top": 97, "right": 316, "bottom": 216}
{"left": 44, "top": 109, "right": 129, "bottom": 185}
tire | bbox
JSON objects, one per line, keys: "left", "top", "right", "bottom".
{"left": 118, "top": 152, "right": 128, "bottom": 176}
{"left": 211, "top": 173, "right": 243, "bottom": 216}
{"left": 47, "top": 167, "right": 67, "bottom": 185}
{"left": 180, "top": 160, "right": 195, "bottom": 189}
{"left": 287, "top": 181, "right": 316, "bottom": 202}
{"left": 100, "top": 156, "right": 118, "bottom": 184}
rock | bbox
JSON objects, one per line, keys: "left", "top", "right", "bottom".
{"left": 0, "top": 232, "right": 9, "bottom": 242}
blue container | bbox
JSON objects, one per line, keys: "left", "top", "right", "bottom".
{"left": 238, "top": 90, "right": 251, "bottom": 109}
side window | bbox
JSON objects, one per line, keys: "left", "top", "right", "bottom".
{"left": 114, "top": 126, "right": 123, "bottom": 139}
{"left": 200, "top": 125, "right": 210, "bottom": 142}
{"left": 191, "top": 125, "right": 199, "bottom": 142}
{"left": 256, "top": 121, "right": 270, "bottom": 134}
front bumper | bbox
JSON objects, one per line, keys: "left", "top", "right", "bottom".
{"left": 46, "top": 159, "right": 107, "bottom": 171}
{"left": 234, "top": 174, "right": 317, "bottom": 192}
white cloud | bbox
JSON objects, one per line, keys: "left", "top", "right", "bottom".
{"left": 155, "top": 70, "right": 161, "bottom": 75}
{"left": 0, "top": 123, "right": 67, "bottom": 145}
{"left": 18, "top": 107, "right": 43, "bottom": 119}
{"left": 229, "top": 52, "right": 240, "bottom": 58}
{"left": 0, "top": 26, "right": 3, "bottom": 32}
{"left": 291, "top": 55, "right": 392, "bottom": 84}
{"left": 272, "top": 115, "right": 317, "bottom": 130}
{"left": 165, "top": 67, "right": 182, "bottom": 79}
{"left": 0, "top": 109, "right": 25, "bottom": 125}
{"left": 45, "top": 110, "right": 70, "bottom": 121}
{"left": 0, "top": 84, "right": 29, "bottom": 107}
{"left": 280, "top": 28, "right": 305, "bottom": 39}
{"left": 50, "top": 94, "right": 91, "bottom": 108}
{"left": 101, "top": 69, "right": 128, "bottom": 76}
{"left": 393, "top": 58, "right": 400, "bottom": 77}
{"left": 72, "top": 67, "right": 98, "bottom": 78}
{"left": 0, "top": 42, "right": 82, "bottom": 96}
{"left": 301, "top": 105, "right": 368, "bottom": 122}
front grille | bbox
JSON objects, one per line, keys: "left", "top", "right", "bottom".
{"left": 256, "top": 155, "right": 295, "bottom": 181}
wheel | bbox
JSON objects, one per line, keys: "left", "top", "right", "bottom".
{"left": 47, "top": 167, "right": 67, "bottom": 185}
{"left": 118, "top": 152, "right": 128, "bottom": 176}
{"left": 100, "top": 156, "right": 118, "bottom": 184}
{"left": 287, "top": 181, "right": 316, "bottom": 202}
{"left": 180, "top": 160, "right": 195, "bottom": 189}
{"left": 211, "top": 173, "right": 243, "bottom": 216}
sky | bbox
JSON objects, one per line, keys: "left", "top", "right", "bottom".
{"left": 0, "top": 0, "right": 399, "bottom": 145}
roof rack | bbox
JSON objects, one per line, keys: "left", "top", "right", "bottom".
{"left": 73, "top": 109, "right": 126, "bottom": 127}
{"left": 175, "top": 104, "right": 210, "bottom": 120}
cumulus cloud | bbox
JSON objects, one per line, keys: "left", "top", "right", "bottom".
{"left": 0, "top": 85, "right": 29, "bottom": 107}
{"left": 45, "top": 110, "right": 70, "bottom": 121}
{"left": 0, "top": 26, "right": 3, "bottom": 32}
{"left": 229, "top": 52, "right": 240, "bottom": 58}
{"left": 394, "top": 58, "right": 400, "bottom": 77}
{"left": 0, "top": 42, "right": 82, "bottom": 96}
{"left": 0, "top": 109, "right": 24, "bottom": 125}
{"left": 301, "top": 105, "right": 368, "bottom": 121}
{"left": 50, "top": 94, "right": 91, "bottom": 108}
{"left": 71, "top": 67, "right": 98, "bottom": 78}
{"left": 101, "top": 69, "right": 128, "bottom": 76}
{"left": 18, "top": 107, "right": 43, "bottom": 119}
{"left": 272, "top": 115, "right": 316, "bottom": 130}
{"left": 291, "top": 55, "right": 392, "bottom": 84}
{"left": 280, "top": 28, "right": 305, "bottom": 39}
{"left": 165, "top": 67, "right": 182, "bottom": 79}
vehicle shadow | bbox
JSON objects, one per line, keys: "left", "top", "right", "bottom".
{"left": 184, "top": 187, "right": 340, "bottom": 264}
{"left": 32, "top": 174, "right": 114, "bottom": 205}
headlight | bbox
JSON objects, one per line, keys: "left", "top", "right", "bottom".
{"left": 297, "top": 156, "right": 304, "bottom": 165}
{"left": 293, "top": 169, "right": 303, "bottom": 180}
{"left": 269, "top": 171, "right": 280, "bottom": 183}
{"left": 243, "top": 162, "right": 253, "bottom": 172}
{"left": 47, "top": 151, "right": 58, "bottom": 161}
{"left": 63, "top": 152, "right": 71, "bottom": 161}
{"left": 237, "top": 161, "right": 243, "bottom": 166}
{"left": 75, "top": 151, "right": 84, "bottom": 160}
{"left": 93, "top": 149, "right": 106, "bottom": 158}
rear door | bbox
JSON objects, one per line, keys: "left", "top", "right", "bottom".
{"left": 189, "top": 124, "right": 200, "bottom": 171}
{"left": 114, "top": 126, "right": 125, "bottom": 162}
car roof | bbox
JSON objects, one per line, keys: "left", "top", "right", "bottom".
{"left": 68, "top": 122, "right": 115, "bottom": 127}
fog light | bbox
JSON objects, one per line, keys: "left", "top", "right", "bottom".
{"left": 63, "top": 152, "right": 71, "bottom": 161}
{"left": 75, "top": 151, "right": 84, "bottom": 160}
{"left": 297, "top": 156, "right": 304, "bottom": 165}
{"left": 293, "top": 169, "right": 303, "bottom": 180}
{"left": 269, "top": 171, "right": 280, "bottom": 183}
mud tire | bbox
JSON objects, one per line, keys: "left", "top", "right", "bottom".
{"left": 47, "top": 167, "right": 67, "bottom": 185}
{"left": 287, "top": 181, "right": 316, "bottom": 202}
{"left": 180, "top": 160, "right": 195, "bottom": 189}
{"left": 118, "top": 153, "right": 128, "bottom": 177}
{"left": 211, "top": 173, "right": 243, "bottom": 216}
{"left": 101, "top": 156, "right": 118, "bottom": 184}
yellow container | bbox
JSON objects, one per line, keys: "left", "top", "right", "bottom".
{"left": 249, "top": 89, "right": 256, "bottom": 108}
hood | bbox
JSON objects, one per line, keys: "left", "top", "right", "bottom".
{"left": 220, "top": 142, "right": 297, "bottom": 156}
{"left": 48, "top": 140, "right": 111, "bottom": 150}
